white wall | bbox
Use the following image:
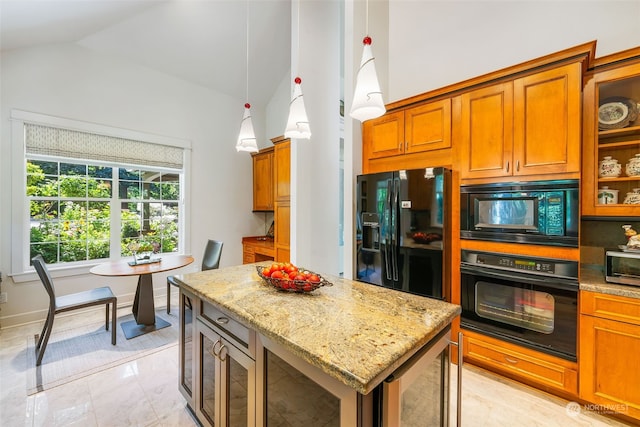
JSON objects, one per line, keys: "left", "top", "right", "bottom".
{"left": 291, "top": 0, "right": 342, "bottom": 275}
{"left": 0, "top": 43, "right": 264, "bottom": 327}
{"left": 387, "top": 0, "right": 640, "bottom": 103}
{"left": 265, "top": 71, "right": 292, "bottom": 146}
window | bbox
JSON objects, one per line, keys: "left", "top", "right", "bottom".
{"left": 27, "top": 158, "right": 181, "bottom": 264}
{"left": 11, "top": 109, "right": 190, "bottom": 276}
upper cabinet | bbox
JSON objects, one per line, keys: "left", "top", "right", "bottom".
{"left": 252, "top": 147, "right": 274, "bottom": 211}
{"left": 272, "top": 136, "right": 291, "bottom": 263}
{"left": 459, "top": 62, "right": 583, "bottom": 181}
{"left": 581, "top": 48, "right": 640, "bottom": 217}
{"left": 362, "top": 99, "right": 452, "bottom": 172}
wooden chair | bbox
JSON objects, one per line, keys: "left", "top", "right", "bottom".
{"left": 167, "top": 240, "right": 223, "bottom": 314}
{"left": 32, "top": 255, "right": 117, "bottom": 366}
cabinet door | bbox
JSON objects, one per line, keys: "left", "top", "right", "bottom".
{"left": 179, "top": 290, "right": 194, "bottom": 404}
{"left": 198, "top": 328, "right": 221, "bottom": 427}
{"left": 581, "top": 60, "right": 640, "bottom": 217}
{"left": 459, "top": 82, "right": 514, "bottom": 179}
{"left": 252, "top": 151, "right": 273, "bottom": 211}
{"left": 274, "top": 141, "right": 290, "bottom": 201}
{"left": 219, "top": 338, "right": 256, "bottom": 427}
{"left": 513, "top": 63, "right": 581, "bottom": 176}
{"left": 405, "top": 99, "right": 452, "bottom": 154}
{"left": 363, "top": 111, "right": 405, "bottom": 160}
{"left": 579, "top": 315, "right": 640, "bottom": 420}
{"left": 274, "top": 200, "right": 290, "bottom": 263}
{"left": 197, "top": 322, "right": 256, "bottom": 427}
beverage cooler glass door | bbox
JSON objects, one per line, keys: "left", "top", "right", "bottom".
{"left": 382, "top": 329, "right": 450, "bottom": 427}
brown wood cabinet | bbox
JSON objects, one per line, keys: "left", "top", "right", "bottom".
{"left": 242, "top": 237, "right": 275, "bottom": 264}
{"left": 251, "top": 147, "right": 274, "bottom": 211}
{"left": 362, "top": 99, "right": 452, "bottom": 173}
{"left": 581, "top": 48, "right": 640, "bottom": 217}
{"left": 579, "top": 291, "right": 640, "bottom": 421}
{"left": 459, "top": 62, "right": 582, "bottom": 181}
{"left": 272, "top": 136, "right": 290, "bottom": 263}
{"left": 463, "top": 329, "right": 578, "bottom": 396}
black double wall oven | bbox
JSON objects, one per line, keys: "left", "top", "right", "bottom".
{"left": 459, "top": 180, "right": 580, "bottom": 361}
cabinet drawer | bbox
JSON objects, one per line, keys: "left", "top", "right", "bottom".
{"left": 464, "top": 333, "right": 578, "bottom": 395}
{"left": 199, "top": 301, "right": 254, "bottom": 355}
{"left": 581, "top": 291, "right": 640, "bottom": 326}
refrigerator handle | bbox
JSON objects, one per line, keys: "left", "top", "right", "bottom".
{"left": 391, "top": 177, "right": 400, "bottom": 282}
{"left": 384, "top": 179, "right": 393, "bottom": 281}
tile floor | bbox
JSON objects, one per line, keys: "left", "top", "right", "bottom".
{"left": 0, "top": 296, "right": 634, "bottom": 427}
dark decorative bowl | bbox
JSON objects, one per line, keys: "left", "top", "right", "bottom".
{"left": 256, "top": 266, "right": 332, "bottom": 293}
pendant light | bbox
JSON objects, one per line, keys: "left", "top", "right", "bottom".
{"left": 236, "top": 0, "right": 259, "bottom": 153}
{"left": 350, "top": 0, "right": 385, "bottom": 122}
{"left": 284, "top": 1, "right": 311, "bottom": 139}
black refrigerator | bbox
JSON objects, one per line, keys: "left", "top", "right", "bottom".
{"left": 356, "top": 167, "right": 450, "bottom": 300}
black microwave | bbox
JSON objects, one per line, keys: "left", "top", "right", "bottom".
{"left": 460, "top": 180, "right": 579, "bottom": 247}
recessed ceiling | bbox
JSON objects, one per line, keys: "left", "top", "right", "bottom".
{"left": 0, "top": 0, "right": 291, "bottom": 107}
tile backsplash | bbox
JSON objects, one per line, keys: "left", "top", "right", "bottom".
{"left": 581, "top": 219, "right": 640, "bottom": 266}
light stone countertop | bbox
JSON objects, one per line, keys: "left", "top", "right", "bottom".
{"left": 174, "top": 263, "right": 461, "bottom": 395}
{"left": 580, "top": 266, "right": 640, "bottom": 300}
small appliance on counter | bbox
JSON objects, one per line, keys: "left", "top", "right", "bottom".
{"left": 605, "top": 249, "right": 640, "bottom": 286}
{"left": 605, "top": 224, "right": 640, "bottom": 286}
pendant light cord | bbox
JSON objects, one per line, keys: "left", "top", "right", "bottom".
{"left": 365, "top": 0, "right": 369, "bottom": 36}
{"left": 246, "top": 0, "right": 249, "bottom": 103}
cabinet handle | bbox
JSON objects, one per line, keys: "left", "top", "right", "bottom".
{"left": 405, "top": 141, "right": 408, "bottom": 151}
{"left": 210, "top": 338, "right": 222, "bottom": 357}
{"left": 504, "top": 356, "right": 519, "bottom": 364}
{"left": 506, "top": 161, "right": 510, "bottom": 173}
{"left": 215, "top": 317, "right": 229, "bottom": 325}
{"left": 218, "top": 344, "right": 228, "bottom": 362}
{"left": 516, "top": 160, "right": 520, "bottom": 172}
{"left": 398, "top": 142, "right": 403, "bottom": 150}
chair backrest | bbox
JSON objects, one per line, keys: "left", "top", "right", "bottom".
{"left": 202, "top": 240, "right": 223, "bottom": 271}
{"left": 32, "top": 255, "right": 56, "bottom": 306}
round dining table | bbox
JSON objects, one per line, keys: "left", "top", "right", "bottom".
{"left": 90, "top": 254, "right": 194, "bottom": 339}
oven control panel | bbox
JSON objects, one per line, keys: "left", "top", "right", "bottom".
{"left": 485, "top": 255, "right": 554, "bottom": 274}
{"left": 462, "top": 250, "right": 578, "bottom": 279}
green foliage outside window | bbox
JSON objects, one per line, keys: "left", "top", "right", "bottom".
{"left": 27, "top": 160, "right": 180, "bottom": 265}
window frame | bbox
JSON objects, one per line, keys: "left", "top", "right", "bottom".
{"left": 11, "top": 109, "right": 192, "bottom": 282}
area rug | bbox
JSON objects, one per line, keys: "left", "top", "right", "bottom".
{"left": 26, "top": 309, "right": 178, "bottom": 395}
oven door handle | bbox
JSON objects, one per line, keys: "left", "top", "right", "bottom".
{"left": 460, "top": 264, "right": 578, "bottom": 291}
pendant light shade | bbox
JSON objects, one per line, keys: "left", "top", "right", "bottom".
{"left": 284, "top": 77, "right": 311, "bottom": 139}
{"left": 236, "top": 103, "right": 258, "bottom": 153}
{"left": 350, "top": 36, "right": 385, "bottom": 122}
{"left": 236, "top": 0, "right": 258, "bottom": 153}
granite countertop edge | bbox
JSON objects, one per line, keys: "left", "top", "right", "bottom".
{"left": 580, "top": 266, "right": 640, "bottom": 299}
{"left": 175, "top": 263, "right": 461, "bottom": 395}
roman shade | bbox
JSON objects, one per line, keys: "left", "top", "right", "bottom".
{"left": 25, "top": 123, "right": 184, "bottom": 169}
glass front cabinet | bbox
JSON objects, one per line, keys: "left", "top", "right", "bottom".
{"left": 582, "top": 49, "right": 640, "bottom": 216}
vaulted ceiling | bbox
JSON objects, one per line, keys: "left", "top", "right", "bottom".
{"left": 0, "top": 0, "right": 292, "bottom": 107}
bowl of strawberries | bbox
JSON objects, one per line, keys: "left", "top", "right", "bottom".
{"left": 256, "top": 262, "right": 332, "bottom": 293}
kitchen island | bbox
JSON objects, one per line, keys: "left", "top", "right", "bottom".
{"left": 174, "top": 263, "right": 461, "bottom": 426}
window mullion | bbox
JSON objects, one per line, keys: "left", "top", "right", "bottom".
{"left": 111, "top": 168, "right": 121, "bottom": 259}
